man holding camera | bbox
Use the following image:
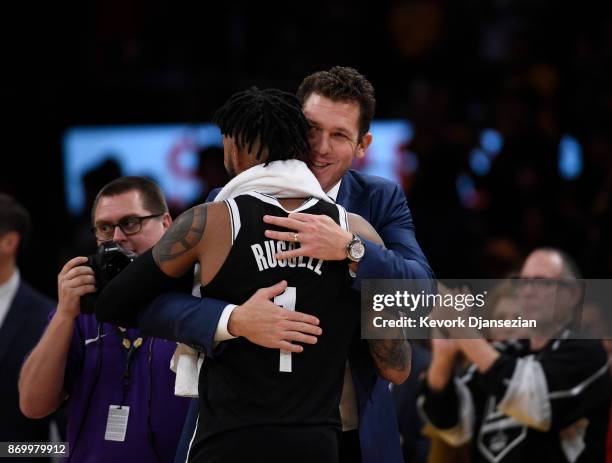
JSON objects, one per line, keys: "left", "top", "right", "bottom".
{"left": 19, "top": 177, "right": 190, "bottom": 462}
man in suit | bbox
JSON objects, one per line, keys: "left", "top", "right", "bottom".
{"left": 138, "top": 67, "right": 435, "bottom": 463}
{"left": 0, "top": 194, "right": 57, "bottom": 460}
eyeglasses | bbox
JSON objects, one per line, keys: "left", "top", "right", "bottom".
{"left": 91, "top": 214, "right": 164, "bottom": 240}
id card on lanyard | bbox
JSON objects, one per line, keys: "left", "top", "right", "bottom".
{"left": 104, "top": 327, "right": 145, "bottom": 442}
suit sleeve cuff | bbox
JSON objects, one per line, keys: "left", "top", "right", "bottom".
{"left": 356, "top": 238, "right": 383, "bottom": 278}
{"left": 351, "top": 239, "right": 380, "bottom": 289}
{"left": 214, "top": 304, "right": 238, "bottom": 341}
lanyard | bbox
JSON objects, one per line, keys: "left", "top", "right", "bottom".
{"left": 115, "top": 326, "right": 145, "bottom": 407}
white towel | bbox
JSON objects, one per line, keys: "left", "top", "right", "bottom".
{"left": 172, "top": 265, "right": 205, "bottom": 398}
{"left": 214, "top": 159, "right": 332, "bottom": 203}
{"left": 172, "top": 159, "right": 329, "bottom": 398}
{"left": 170, "top": 343, "right": 203, "bottom": 398}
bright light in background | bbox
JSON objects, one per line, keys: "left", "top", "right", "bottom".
{"left": 469, "top": 128, "right": 504, "bottom": 177}
{"left": 469, "top": 148, "right": 491, "bottom": 176}
{"left": 558, "top": 134, "right": 583, "bottom": 180}
{"left": 480, "top": 128, "right": 504, "bottom": 157}
{"left": 64, "top": 120, "right": 413, "bottom": 216}
{"left": 358, "top": 120, "right": 415, "bottom": 184}
{"left": 63, "top": 125, "right": 223, "bottom": 215}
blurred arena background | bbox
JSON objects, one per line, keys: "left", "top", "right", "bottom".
{"left": 2, "top": 0, "right": 612, "bottom": 296}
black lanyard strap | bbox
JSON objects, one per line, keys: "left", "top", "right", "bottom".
{"left": 115, "top": 326, "right": 145, "bottom": 406}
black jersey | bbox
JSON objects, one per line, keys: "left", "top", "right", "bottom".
{"left": 421, "top": 334, "right": 612, "bottom": 463}
{"left": 189, "top": 193, "right": 358, "bottom": 455}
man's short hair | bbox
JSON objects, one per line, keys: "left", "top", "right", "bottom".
{"left": 0, "top": 193, "right": 31, "bottom": 247}
{"left": 297, "top": 66, "right": 376, "bottom": 139}
{"left": 91, "top": 176, "right": 168, "bottom": 223}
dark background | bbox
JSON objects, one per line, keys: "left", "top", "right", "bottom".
{"left": 2, "top": 0, "right": 612, "bottom": 298}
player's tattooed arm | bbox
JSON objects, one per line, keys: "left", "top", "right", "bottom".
{"left": 368, "top": 339, "right": 411, "bottom": 385}
{"left": 153, "top": 204, "right": 208, "bottom": 276}
{"left": 343, "top": 213, "right": 412, "bottom": 383}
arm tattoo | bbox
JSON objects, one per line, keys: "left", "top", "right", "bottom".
{"left": 153, "top": 205, "right": 207, "bottom": 266}
{"left": 368, "top": 339, "right": 411, "bottom": 371}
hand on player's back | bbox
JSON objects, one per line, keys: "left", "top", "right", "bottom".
{"left": 228, "top": 280, "right": 323, "bottom": 353}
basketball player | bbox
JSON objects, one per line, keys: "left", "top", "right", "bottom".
{"left": 96, "top": 87, "right": 384, "bottom": 462}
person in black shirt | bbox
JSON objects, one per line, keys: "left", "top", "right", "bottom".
{"left": 96, "top": 87, "right": 386, "bottom": 463}
{"left": 419, "top": 248, "right": 611, "bottom": 463}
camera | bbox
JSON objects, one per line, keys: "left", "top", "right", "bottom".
{"left": 80, "top": 241, "right": 137, "bottom": 314}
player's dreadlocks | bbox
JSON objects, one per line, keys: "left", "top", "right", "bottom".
{"left": 213, "top": 87, "right": 310, "bottom": 164}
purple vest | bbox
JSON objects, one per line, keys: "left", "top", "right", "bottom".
{"left": 52, "top": 312, "right": 190, "bottom": 462}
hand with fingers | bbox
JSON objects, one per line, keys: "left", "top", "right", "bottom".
{"left": 263, "top": 212, "right": 353, "bottom": 261}
{"left": 429, "top": 282, "right": 475, "bottom": 337}
{"left": 431, "top": 337, "right": 460, "bottom": 359}
{"left": 57, "top": 256, "right": 97, "bottom": 319}
{"left": 427, "top": 337, "right": 461, "bottom": 391}
{"left": 227, "top": 280, "right": 323, "bottom": 353}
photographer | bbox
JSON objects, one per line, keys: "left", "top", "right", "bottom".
{"left": 18, "top": 177, "right": 190, "bottom": 462}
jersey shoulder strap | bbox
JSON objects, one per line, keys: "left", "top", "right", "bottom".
{"left": 335, "top": 203, "right": 349, "bottom": 232}
{"left": 223, "top": 198, "right": 242, "bottom": 244}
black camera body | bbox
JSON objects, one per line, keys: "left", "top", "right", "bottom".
{"left": 80, "top": 242, "right": 136, "bottom": 314}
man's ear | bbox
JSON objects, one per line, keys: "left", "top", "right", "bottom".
{"left": 161, "top": 212, "right": 172, "bottom": 230}
{"left": 355, "top": 132, "right": 373, "bottom": 160}
{"left": 0, "top": 231, "right": 20, "bottom": 255}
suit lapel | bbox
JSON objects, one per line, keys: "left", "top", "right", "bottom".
{"left": 0, "top": 282, "right": 30, "bottom": 366}
{"left": 337, "top": 170, "right": 364, "bottom": 213}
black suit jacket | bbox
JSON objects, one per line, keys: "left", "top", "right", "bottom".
{"left": 0, "top": 278, "right": 55, "bottom": 448}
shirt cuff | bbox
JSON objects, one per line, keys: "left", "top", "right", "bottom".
{"left": 214, "top": 304, "right": 238, "bottom": 341}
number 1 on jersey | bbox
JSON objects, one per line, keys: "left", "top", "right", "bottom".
{"left": 274, "top": 286, "right": 296, "bottom": 373}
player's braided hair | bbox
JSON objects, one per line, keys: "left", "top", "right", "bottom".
{"left": 213, "top": 87, "right": 310, "bottom": 164}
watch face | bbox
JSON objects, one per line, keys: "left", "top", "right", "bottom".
{"left": 350, "top": 241, "right": 365, "bottom": 260}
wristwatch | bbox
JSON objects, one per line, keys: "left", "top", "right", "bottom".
{"left": 346, "top": 234, "right": 366, "bottom": 262}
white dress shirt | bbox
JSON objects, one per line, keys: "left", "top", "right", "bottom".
{"left": 0, "top": 269, "right": 20, "bottom": 331}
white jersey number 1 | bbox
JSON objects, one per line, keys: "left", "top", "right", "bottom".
{"left": 274, "top": 286, "right": 296, "bottom": 372}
